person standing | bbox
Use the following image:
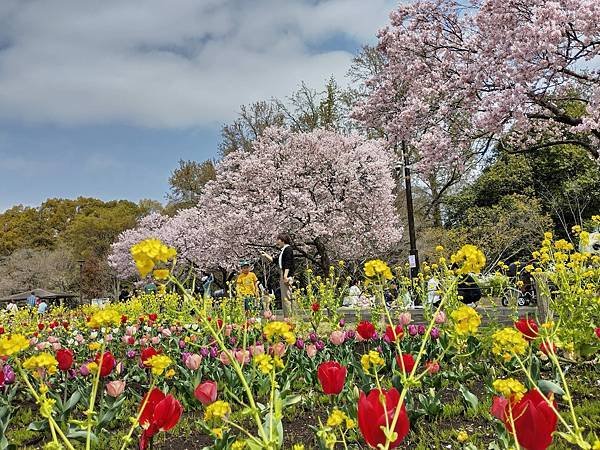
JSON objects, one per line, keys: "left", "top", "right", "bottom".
{"left": 37, "top": 298, "right": 48, "bottom": 315}
{"left": 6, "top": 301, "right": 18, "bottom": 313}
{"left": 236, "top": 260, "right": 259, "bottom": 313}
{"left": 27, "top": 291, "right": 37, "bottom": 311}
{"left": 261, "top": 233, "right": 295, "bottom": 317}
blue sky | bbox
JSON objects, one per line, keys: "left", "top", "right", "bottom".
{"left": 0, "top": 0, "right": 397, "bottom": 212}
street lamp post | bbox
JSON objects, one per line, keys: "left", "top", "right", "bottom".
{"left": 401, "top": 140, "right": 420, "bottom": 279}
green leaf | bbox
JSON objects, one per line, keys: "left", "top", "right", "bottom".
{"left": 554, "top": 431, "right": 580, "bottom": 445}
{"left": 459, "top": 384, "right": 479, "bottom": 410}
{"left": 27, "top": 420, "right": 48, "bottom": 432}
{"left": 282, "top": 394, "right": 302, "bottom": 408}
{"left": 67, "top": 430, "right": 98, "bottom": 444}
{"left": 537, "top": 380, "right": 565, "bottom": 396}
{"left": 64, "top": 391, "right": 82, "bottom": 412}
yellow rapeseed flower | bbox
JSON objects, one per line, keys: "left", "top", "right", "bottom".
{"left": 457, "top": 430, "right": 469, "bottom": 443}
{"left": 204, "top": 400, "right": 231, "bottom": 422}
{"left": 23, "top": 353, "right": 58, "bottom": 376}
{"left": 153, "top": 269, "right": 170, "bottom": 280}
{"left": 493, "top": 378, "right": 527, "bottom": 402}
{"left": 492, "top": 328, "right": 528, "bottom": 361}
{"left": 361, "top": 350, "right": 385, "bottom": 373}
{"left": 130, "top": 238, "right": 177, "bottom": 278}
{"left": 450, "top": 244, "right": 486, "bottom": 274}
{"left": 254, "top": 354, "right": 274, "bottom": 374}
{"left": 263, "top": 321, "right": 295, "bottom": 344}
{"left": 292, "top": 445, "right": 305, "bottom": 450}
{"left": 364, "top": 259, "right": 393, "bottom": 280}
{"left": 145, "top": 354, "right": 172, "bottom": 376}
{"left": 87, "top": 308, "right": 121, "bottom": 329}
{"left": 88, "top": 342, "right": 101, "bottom": 351}
{"left": 0, "top": 334, "right": 29, "bottom": 356}
{"left": 450, "top": 306, "right": 481, "bottom": 336}
{"left": 231, "top": 441, "right": 246, "bottom": 450}
{"left": 327, "top": 409, "right": 353, "bottom": 428}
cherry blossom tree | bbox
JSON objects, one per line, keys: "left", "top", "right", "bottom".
{"left": 109, "top": 128, "right": 403, "bottom": 277}
{"left": 108, "top": 213, "right": 172, "bottom": 279}
{"left": 354, "top": 0, "right": 600, "bottom": 171}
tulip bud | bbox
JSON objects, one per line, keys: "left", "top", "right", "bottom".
{"left": 106, "top": 380, "right": 126, "bottom": 398}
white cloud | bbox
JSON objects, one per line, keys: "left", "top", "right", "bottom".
{"left": 0, "top": 0, "right": 397, "bottom": 128}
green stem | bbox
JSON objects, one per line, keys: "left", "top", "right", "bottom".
{"left": 16, "top": 365, "right": 76, "bottom": 450}
{"left": 86, "top": 341, "right": 106, "bottom": 450}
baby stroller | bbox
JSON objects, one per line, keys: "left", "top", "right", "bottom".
{"left": 501, "top": 266, "right": 536, "bottom": 306}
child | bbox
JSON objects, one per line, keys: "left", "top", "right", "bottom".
{"left": 236, "top": 260, "right": 259, "bottom": 313}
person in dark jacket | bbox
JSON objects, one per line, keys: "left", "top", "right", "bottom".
{"left": 261, "top": 233, "right": 295, "bottom": 317}
{"left": 458, "top": 273, "right": 482, "bottom": 305}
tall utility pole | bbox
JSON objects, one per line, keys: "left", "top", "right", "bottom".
{"left": 401, "top": 140, "right": 419, "bottom": 279}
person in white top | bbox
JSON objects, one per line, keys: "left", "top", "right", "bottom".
{"left": 6, "top": 301, "right": 18, "bottom": 313}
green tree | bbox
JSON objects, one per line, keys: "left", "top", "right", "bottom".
{"left": 166, "top": 159, "right": 216, "bottom": 212}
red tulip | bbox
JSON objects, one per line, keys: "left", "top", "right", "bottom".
{"left": 514, "top": 317, "right": 539, "bottom": 341}
{"left": 425, "top": 360, "right": 440, "bottom": 374}
{"left": 148, "top": 313, "right": 158, "bottom": 322}
{"left": 356, "top": 321, "right": 376, "bottom": 340}
{"left": 38, "top": 323, "right": 45, "bottom": 331}
{"left": 56, "top": 348, "right": 74, "bottom": 371}
{"left": 395, "top": 353, "right": 415, "bottom": 375}
{"left": 491, "top": 389, "right": 558, "bottom": 450}
{"left": 194, "top": 381, "right": 218, "bottom": 405}
{"left": 141, "top": 347, "right": 159, "bottom": 366}
{"left": 539, "top": 342, "right": 557, "bottom": 355}
{"left": 139, "top": 388, "right": 183, "bottom": 450}
{"left": 120, "top": 315, "right": 128, "bottom": 324}
{"left": 317, "top": 361, "right": 347, "bottom": 395}
{"left": 95, "top": 352, "right": 116, "bottom": 377}
{"left": 385, "top": 325, "right": 404, "bottom": 342}
{"left": 311, "top": 303, "right": 320, "bottom": 312}
{"left": 358, "top": 388, "right": 409, "bottom": 449}
{"left": 0, "top": 327, "right": 4, "bottom": 335}
{"left": 595, "top": 327, "right": 600, "bottom": 339}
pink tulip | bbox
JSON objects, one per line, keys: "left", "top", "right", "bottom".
{"left": 75, "top": 334, "right": 84, "bottom": 343}
{"left": 270, "top": 342, "right": 287, "bottom": 357}
{"left": 79, "top": 365, "right": 90, "bottom": 376}
{"left": 194, "top": 381, "right": 218, "bottom": 405}
{"left": 104, "top": 334, "right": 113, "bottom": 342}
{"left": 185, "top": 354, "right": 202, "bottom": 370}
{"left": 219, "top": 351, "right": 231, "bottom": 365}
{"left": 235, "top": 350, "right": 250, "bottom": 365}
{"left": 125, "top": 326, "right": 137, "bottom": 336}
{"left": 161, "top": 328, "right": 172, "bottom": 337}
{"left": 329, "top": 331, "right": 345, "bottom": 346}
{"left": 306, "top": 344, "right": 317, "bottom": 358}
{"left": 150, "top": 336, "right": 160, "bottom": 345}
{"left": 106, "top": 380, "right": 126, "bottom": 398}
{"left": 434, "top": 311, "right": 446, "bottom": 324}
{"left": 263, "top": 310, "right": 273, "bottom": 320}
{"left": 139, "top": 338, "right": 148, "bottom": 347}
{"left": 29, "top": 337, "right": 39, "bottom": 346}
{"left": 249, "top": 344, "right": 265, "bottom": 356}
{"left": 399, "top": 312, "right": 412, "bottom": 326}
{"left": 225, "top": 325, "right": 233, "bottom": 337}
{"left": 52, "top": 342, "right": 62, "bottom": 351}
{"left": 36, "top": 343, "right": 46, "bottom": 351}
{"left": 47, "top": 336, "right": 59, "bottom": 344}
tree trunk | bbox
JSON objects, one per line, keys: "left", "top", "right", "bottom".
{"left": 314, "top": 237, "right": 331, "bottom": 273}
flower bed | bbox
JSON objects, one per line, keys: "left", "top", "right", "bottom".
{"left": 0, "top": 236, "right": 599, "bottom": 449}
